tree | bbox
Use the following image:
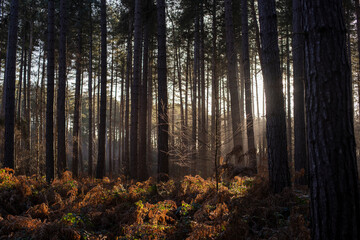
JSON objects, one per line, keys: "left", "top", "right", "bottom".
{"left": 292, "top": 0, "right": 307, "bottom": 185}
{"left": 241, "top": 0, "right": 256, "bottom": 171}
{"left": 46, "top": 0, "right": 55, "bottom": 183}
{"left": 57, "top": 0, "right": 67, "bottom": 176}
{"left": 258, "top": 0, "right": 291, "bottom": 193}
{"left": 88, "top": 1, "right": 93, "bottom": 177}
{"left": 72, "top": 0, "right": 83, "bottom": 178}
{"left": 96, "top": 0, "right": 107, "bottom": 179}
{"left": 3, "top": 0, "right": 19, "bottom": 169}
{"left": 130, "top": 0, "right": 142, "bottom": 179}
{"left": 302, "top": 0, "right": 360, "bottom": 238}
{"left": 224, "top": 0, "right": 242, "bottom": 150}
{"left": 157, "top": 0, "right": 169, "bottom": 178}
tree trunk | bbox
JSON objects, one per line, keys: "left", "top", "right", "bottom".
{"left": 224, "top": 0, "right": 242, "bottom": 151}
{"left": 157, "top": 0, "right": 169, "bottom": 177}
{"left": 46, "top": 0, "right": 55, "bottom": 182}
{"left": 286, "top": 28, "right": 292, "bottom": 165}
{"left": 130, "top": 0, "right": 143, "bottom": 179}
{"left": 88, "top": 2, "right": 93, "bottom": 177}
{"left": 96, "top": 0, "right": 107, "bottom": 179}
{"left": 242, "top": 0, "right": 256, "bottom": 171}
{"left": 292, "top": 0, "right": 307, "bottom": 185}
{"left": 108, "top": 45, "right": 114, "bottom": 175}
{"left": 139, "top": 18, "right": 150, "bottom": 180}
{"left": 72, "top": 1, "right": 83, "bottom": 178}
{"left": 3, "top": 0, "right": 19, "bottom": 169}
{"left": 57, "top": 0, "right": 67, "bottom": 176}
{"left": 258, "top": 0, "right": 291, "bottom": 193}
{"left": 303, "top": 0, "right": 360, "bottom": 238}
{"left": 124, "top": 28, "right": 132, "bottom": 177}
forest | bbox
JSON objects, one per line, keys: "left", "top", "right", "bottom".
{"left": 0, "top": 0, "right": 359, "bottom": 239}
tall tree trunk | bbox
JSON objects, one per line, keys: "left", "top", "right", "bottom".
{"left": 26, "top": 22, "right": 33, "bottom": 174}
{"left": 3, "top": 0, "right": 19, "bottom": 169}
{"left": 72, "top": 1, "right": 83, "bottom": 178}
{"left": 130, "top": 0, "right": 142, "bottom": 179}
{"left": 292, "top": 0, "right": 307, "bottom": 185}
{"left": 124, "top": 29, "right": 132, "bottom": 176}
{"left": 242, "top": 0, "right": 256, "bottom": 171}
{"left": 258, "top": 0, "right": 291, "bottom": 193}
{"left": 139, "top": 18, "right": 150, "bottom": 180}
{"left": 286, "top": 28, "right": 292, "bottom": 165}
{"left": 199, "top": 0, "right": 207, "bottom": 176}
{"left": 57, "top": 0, "right": 67, "bottom": 176}
{"left": 157, "top": 0, "right": 169, "bottom": 178}
{"left": 224, "top": 0, "right": 242, "bottom": 152}
{"left": 303, "top": 1, "right": 360, "bottom": 238}
{"left": 88, "top": 2, "right": 93, "bottom": 177}
{"left": 96, "top": 0, "right": 107, "bottom": 179}
{"left": 147, "top": 48, "right": 153, "bottom": 174}
{"left": 192, "top": 3, "right": 199, "bottom": 175}
{"left": 108, "top": 45, "right": 114, "bottom": 175}
{"left": 17, "top": 46, "right": 24, "bottom": 121}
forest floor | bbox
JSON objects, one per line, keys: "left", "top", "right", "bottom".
{"left": 0, "top": 168, "right": 310, "bottom": 240}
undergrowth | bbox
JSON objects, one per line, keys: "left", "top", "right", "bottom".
{"left": 0, "top": 168, "right": 310, "bottom": 239}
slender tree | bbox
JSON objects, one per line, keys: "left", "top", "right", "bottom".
{"left": 157, "top": 0, "right": 169, "bottom": 178}
{"left": 96, "top": 0, "right": 107, "bottom": 179}
{"left": 88, "top": 1, "right": 93, "bottom": 177}
{"left": 57, "top": 0, "right": 67, "bottom": 176}
{"left": 292, "top": 0, "right": 307, "bottom": 185}
{"left": 258, "top": 0, "right": 291, "bottom": 193}
{"left": 130, "top": 0, "right": 142, "bottom": 179}
{"left": 3, "top": 0, "right": 19, "bottom": 169}
{"left": 242, "top": 0, "right": 256, "bottom": 171}
{"left": 303, "top": 0, "right": 360, "bottom": 238}
{"left": 72, "top": 1, "right": 83, "bottom": 178}
{"left": 46, "top": 0, "right": 55, "bottom": 182}
{"left": 224, "top": 0, "right": 242, "bottom": 150}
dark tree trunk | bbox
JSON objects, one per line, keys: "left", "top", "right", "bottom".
{"left": 46, "top": 0, "right": 55, "bottom": 182}
{"left": 292, "top": 0, "right": 307, "bottom": 185}
{"left": 242, "top": 0, "right": 256, "bottom": 171}
{"left": 72, "top": 1, "right": 83, "bottom": 178}
{"left": 124, "top": 29, "right": 132, "bottom": 177}
{"left": 57, "top": 0, "right": 67, "bottom": 176}
{"left": 130, "top": 0, "right": 142, "bottom": 179}
{"left": 3, "top": 0, "right": 19, "bottom": 169}
{"left": 88, "top": 2, "right": 93, "bottom": 177}
{"left": 302, "top": 0, "right": 360, "bottom": 239}
{"left": 17, "top": 46, "right": 24, "bottom": 121}
{"left": 258, "top": 0, "right": 291, "bottom": 193}
{"left": 108, "top": 46, "right": 114, "bottom": 175}
{"left": 96, "top": 0, "right": 107, "bottom": 179}
{"left": 147, "top": 48, "right": 153, "bottom": 173}
{"left": 224, "top": 0, "right": 242, "bottom": 150}
{"left": 192, "top": 6, "right": 199, "bottom": 175}
{"left": 286, "top": 28, "right": 292, "bottom": 164}
{"left": 157, "top": 0, "right": 169, "bottom": 177}
{"left": 138, "top": 19, "right": 150, "bottom": 181}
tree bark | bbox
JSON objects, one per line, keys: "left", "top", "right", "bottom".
{"left": 46, "top": 0, "right": 55, "bottom": 182}
{"left": 302, "top": 0, "right": 360, "bottom": 238}
{"left": 130, "top": 0, "right": 143, "bottom": 179}
{"left": 258, "top": 0, "right": 291, "bottom": 193}
{"left": 157, "top": 0, "right": 169, "bottom": 177}
{"left": 224, "top": 0, "right": 242, "bottom": 151}
{"left": 139, "top": 18, "right": 150, "bottom": 180}
{"left": 242, "top": 0, "right": 256, "bottom": 171}
{"left": 292, "top": 0, "right": 307, "bottom": 185}
{"left": 96, "top": 0, "right": 107, "bottom": 179}
{"left": 88, "top": 2, "right": 93, "bottom": 177}
{"left": 72, "top": 1, "right": 83, "bottom": 178}
{"left": 57, "top": 0, "right": 67, "bottom": 176}
{"left": 3, "top": 0, "right": 19, "bottom": 169}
